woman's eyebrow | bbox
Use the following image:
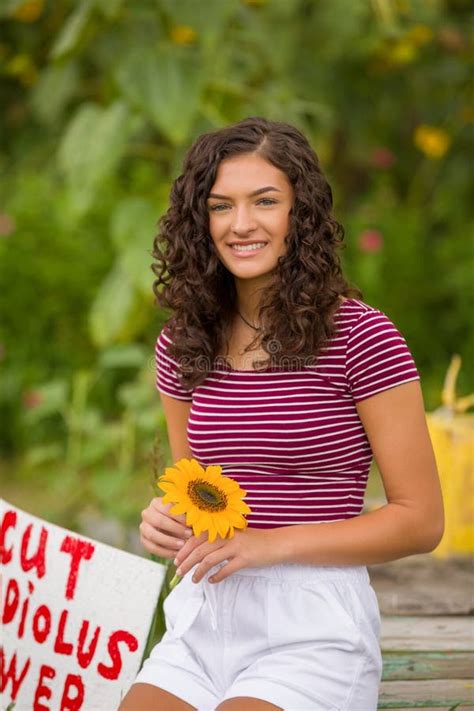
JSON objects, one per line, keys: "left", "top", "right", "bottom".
{"left": 207, "top": 186, "right": 282, "bottom": 200}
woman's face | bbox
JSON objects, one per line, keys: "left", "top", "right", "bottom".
{"left": 207, "top": 153, "right": 294, "bottom": 289}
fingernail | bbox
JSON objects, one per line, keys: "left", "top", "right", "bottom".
{"left": 184, "top": 529, "right": 193, "bottom": 537}
{"left": 174, "top": 558, "right": 179, "bottom": 566}
{"left": 176, "top": 540, "right": 184, "bottom": 548}
{"left": 176, "top": 567, "right": 182, "bottom": 576}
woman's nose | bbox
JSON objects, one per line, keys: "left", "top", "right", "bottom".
{"left": 230, "top": 206, "right": 258, "bottom": 235}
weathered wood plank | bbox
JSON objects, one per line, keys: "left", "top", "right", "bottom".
{"left": 378, "top": 679, "right": 474, "bottom": 707}
{"left": 378, "top": 707, "right": 474, "bottom": 710}
{"left": 382, "top": 651, "right": 474, "bottom": 680}
{"left": 369, "top": 554, "right": 474, "bottom": 616}
{"left": 381, "top": 616, "right": 474, "bottom": 651}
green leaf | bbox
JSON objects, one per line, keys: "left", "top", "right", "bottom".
{"left": 25, "top": 444, "right": 64, "bottom": 467}
{"left": 94, "top": 0, "right": 124, "bottom": 20}
{"left": 161, "top": 0, "right": 239, "bottom": 52}
{"left": 58, "top": 101, "right": 134, "bottom": 214}
{"left": 136, "top": 410, "right": 160, "bottom": 433}
{"left": 81, "top": 430, "right": 120, "bottom": 466}
{"left": 89, "top": 467, "right": 131, "bottom": 506}
{"left": 31, "top": 62, "right": 80, "bottom": 125}
{"left": 50, "top": 0, "right": 95, "bottom": 60}
{"left": 98, "top": 344, "right": 147, "bottom": 369}
{"left": 78, "top": 408, "right": 102, "bottom": 434}
{"left": 22, "top": 381, "right": 69, "bottom": 424}
{"left": 110, "top": 198, "right": 159, "bottom": 294}
{"left": 118, "top": 380, "right": 153, "bottom": 410}
{"left": 89, "top": 263, "right": 135, "bottom": 347}
{"left": 115, "top": 47, "right": 203, "bottom": 144}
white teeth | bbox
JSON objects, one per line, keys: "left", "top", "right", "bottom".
{"left": 231, "top": 242, "right": 266, "bottom": 252}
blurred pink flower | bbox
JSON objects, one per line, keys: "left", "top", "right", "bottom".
{"left": 358, "top": 229, "right": 384, "bottom": 253}
{"left": 437, "top": 27, "right": 465, "bottom": 52}
{"left": 22, "top": 390, "right": 43, "bottom": 408}
{"left": 0, "top": 214, "right": 16, "bottom": 236}
{"left": 370, "top": 147, "right": 395, "bottom": 169}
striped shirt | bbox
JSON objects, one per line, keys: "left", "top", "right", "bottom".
{"left": 155, "top": 298, "right": 420, "bottom": 528}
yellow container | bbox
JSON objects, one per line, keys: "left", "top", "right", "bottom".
{"left": 427, "top": 356, "right": 474, "bottom": 558}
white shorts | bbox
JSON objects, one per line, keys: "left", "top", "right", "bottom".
{"left": 134, "top": 560, "right": 383, "bottom": 710}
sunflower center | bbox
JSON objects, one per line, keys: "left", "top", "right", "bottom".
{"left": 188, "top": 479, "right": 228, "bottom": 512}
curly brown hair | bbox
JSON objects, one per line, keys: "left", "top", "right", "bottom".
{"left": 151, "top": 116, "right": 362, "bottom": 390}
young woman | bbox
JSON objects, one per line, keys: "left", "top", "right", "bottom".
{"left": 119, "top": 117, "right": 444, "bottom": 711}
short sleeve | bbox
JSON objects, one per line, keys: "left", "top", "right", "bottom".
{"left": 345, "top": 309, "right": 420, "bottom": 403}
{"left": 155, "top": 326, "right": 193, "bottom": 402}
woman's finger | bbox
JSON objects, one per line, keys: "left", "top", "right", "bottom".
{"left": 140, "top": 536, "right": 176, "bottom": 560}
{"left": 175, "top": 537, "right": 226, "bottom": 577}
{"left": 152, "top": 497, "right": 187, "bottom": 525}
{"left": 140, "top": 521, "right": 187, "bottom": 552}
{"left": 142, "top": 503, "right": 192, "bottom": 539}
{"left": 191, "top": 547, "right": 238, "bottom": 584}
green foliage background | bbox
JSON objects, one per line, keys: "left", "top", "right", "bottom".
{"left": 1, "top": 0, "right": 473, "bottom": 540}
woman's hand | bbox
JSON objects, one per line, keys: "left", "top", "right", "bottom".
{"left": 173, "top": 527, "right": 280, "bottom": 584}
{"left": 140, "top": 497, "right": 193, "bottom": 559}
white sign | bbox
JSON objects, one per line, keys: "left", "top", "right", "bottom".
{"left": 0, "top": 500, "right": 167, "bottom": 711}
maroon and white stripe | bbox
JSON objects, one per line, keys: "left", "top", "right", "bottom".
{"left": 155, "top": 299, "right": 420, "bottom": 529}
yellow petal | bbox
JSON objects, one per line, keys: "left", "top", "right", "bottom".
{"left": 157, "top": 482, "right": 176, "bottom": 493}
{"left": 215, "top": 514, "right": 230, "bottom": 539}
{"left": 175, "top": 458, "right": 203, "bottom": 480}
{"left": 205, "top": 465, "right": 223, "bottom": 482}
{"left": 228, "top": 499, "right": 251, "bottom": 515}
{"left": 163, "top": 467, "right": 181, "bottom": 481}
{"left": 232, "top": 518, "right": 248, "bottom": 530}
{"left": 207, "top": 519, "right": 218, "bottom": 543}
{"left": 224, "top": 508, "right": 247, "bottom": 526}
{"left": 192, "top": 520, "right": 203, "bottom": 537}
{"left": 161, "top": 492, "right": 178, "bottom": 505}
{"left": 189, "top": 458, "right": 206, "bottom": 474}
{"left": 169, "top": 502, "right": 188, "bottom": 516}
{"left": 192, "top": 510, "right": 209, "bottom": 537}
{"left": 219, "top": 476, "right": 241, "bottom": 492}
{"left": 186, "top": 507, "right": 201, "bottom": 525}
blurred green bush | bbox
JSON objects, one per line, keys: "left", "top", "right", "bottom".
{"left": 0, "top": 0, "right": 472, "bottom": 533}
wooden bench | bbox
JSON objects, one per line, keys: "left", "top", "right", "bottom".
{"left": 370, "top": 556, "right": 474, "bottom": 710}
{"left": 379, "top": 616, "right": 474, "bottom": 709}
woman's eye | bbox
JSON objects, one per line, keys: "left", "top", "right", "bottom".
{"left": 209, "top": 198, "right": 277, "bottom": 212}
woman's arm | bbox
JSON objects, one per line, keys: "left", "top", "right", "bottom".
{"left": 139, "top": 393, "right": 193, "bottom": 558}
{"left": 273, "top": 380, "right": 445, "bottom": 566}
{"left": 159, "top": 391, "right": 193, "bottom": 461}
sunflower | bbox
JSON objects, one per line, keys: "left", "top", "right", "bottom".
{"left": 158, "top": 458, "right": 251, "bottom": 543}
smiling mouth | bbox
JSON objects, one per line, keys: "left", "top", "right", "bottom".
{"left": 229, "top": 242, "right": 267, "bottom": 253}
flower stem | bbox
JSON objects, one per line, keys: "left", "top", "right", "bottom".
{"left": 169, "top": 573, "right": 181, "bottom": 589}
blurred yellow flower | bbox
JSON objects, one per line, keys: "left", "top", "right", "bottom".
{"left": 12, "top": 0, "right": 44, "bottom": 22}
{"left": 387, "top": 40, "right": 417, "bottom": 65}
{"left": 406, "top": 24, "right": 434, "bottom": 47}
{"left": 395, "top": 0, "right": 411, "bottom": 14}
{"left": 158, "top": 458, "right": 251, "bottom": 543}
{"left": 5, "top": 54, "right": 38, "bottom": 85}
{"left": 414, "top": 125, "right": 451, "bottom": 159}
{"left": 170, "top": 25, "right": 198, "bottom": 46}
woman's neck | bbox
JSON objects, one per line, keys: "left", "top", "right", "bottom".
{"left": 234, "top": 278, "right": 269, "bottom": 327}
